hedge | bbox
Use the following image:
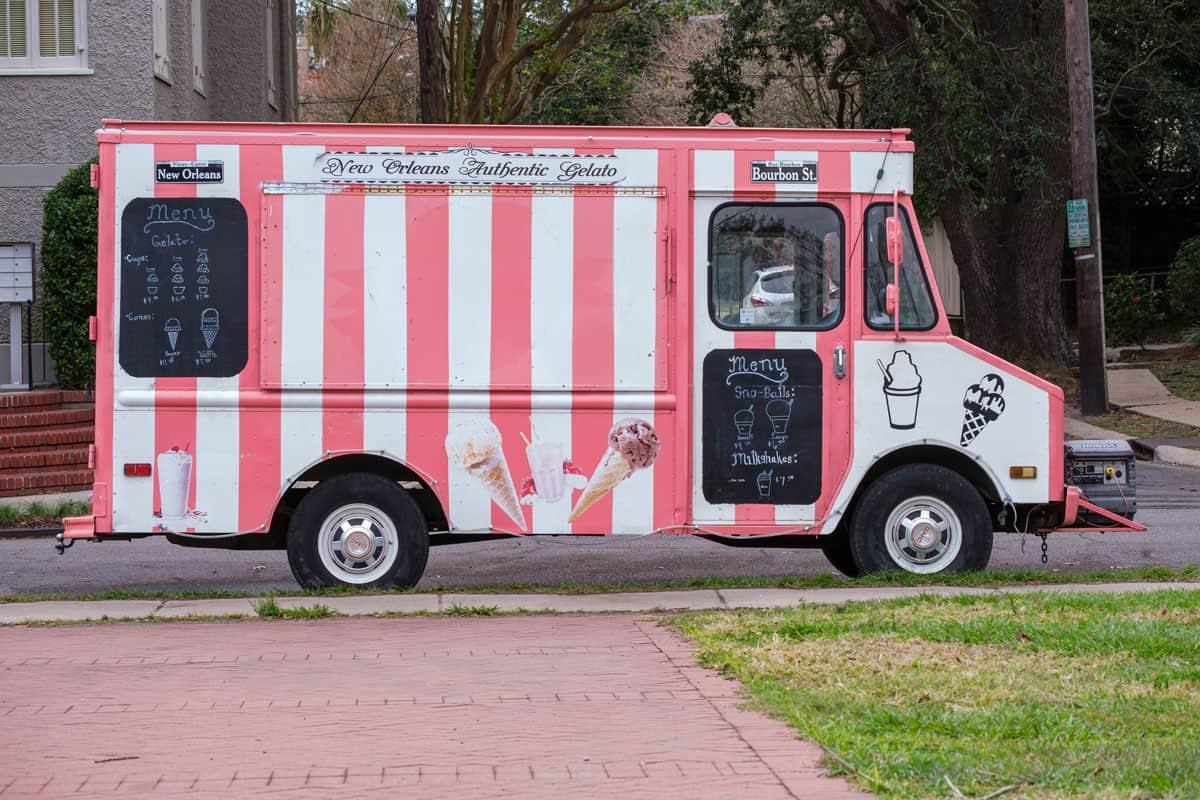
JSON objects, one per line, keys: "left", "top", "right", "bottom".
{"left": 41, "top": 159, "right": 98, "bottom": 389}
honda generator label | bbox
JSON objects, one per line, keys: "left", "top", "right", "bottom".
{"left": 155, "top": 160, "right": 225, "bottom": 184}
{"left": 751, "top": 160, "right": 817, "bottom": 184}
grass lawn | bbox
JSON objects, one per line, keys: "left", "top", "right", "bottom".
{"left": 1082, "top": 408, "right": 1200, "bottom": 441}
{"left": 0, "top": 500, "right": 90, "bottom": 528}
{"left": 676, "top": 589, "right": 1200, "bottom": 799}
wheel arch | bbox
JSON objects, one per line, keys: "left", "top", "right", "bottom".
{"left": 826, "top": 441, "right": 1008, "bottom": 535}
{"left": 268, "top": 452, "right": 449, "bottom": 541}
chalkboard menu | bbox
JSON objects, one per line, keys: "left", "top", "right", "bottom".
{"left": 702, "top": 349, "right": 822, "bottom": 505}
{"left": 119, "top": 198, "right": 248, "bottom": 378}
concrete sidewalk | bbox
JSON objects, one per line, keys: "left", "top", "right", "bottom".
{"left": 0, "top": 614, "right": 870, "bottom": 799}
{"left": 1, "top": 581, "right": 1195, "bottom": 625}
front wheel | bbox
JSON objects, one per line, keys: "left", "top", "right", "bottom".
{"left": 287, "top": 473, "right": 429, "bottom": 589}
{"left": 849, "top": 464, "right": 992, "bottom": 575}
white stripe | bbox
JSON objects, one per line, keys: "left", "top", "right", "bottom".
{"left": 851, "top": 151, "right": 913, "bottom": 195}
{"left": 447, "top": 190, "right": 493, "bottom": 530}
{"left": 773, "top": 148, "right": 819, "bottom": 192}
{"left": 692, "top": 151, "right": 735, "bottom": 524}
{"left": 530, "top": 148, "right": 573, "bottom": 533}
{"left": 192, "top": 143, "right": 241, "bottom": 531}
{"left": 611, "top": 149, "right": 658, "bottom": 534}
{"left": 111, "top": 143, "right": 157, "bottom": 531}
{"left": 279, "top": 145, "right": 326, "bottom": 482}
{"left": 362, "top": 145, "right": 407, "bottom": 461}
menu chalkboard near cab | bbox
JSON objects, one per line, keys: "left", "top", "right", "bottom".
{"left": 702, "top": 349, "right": 822, "bottom": 506}
{"left": 119, "top": 198, "right": 248, "bottom": 378}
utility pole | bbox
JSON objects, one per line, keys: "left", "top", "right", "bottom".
{"left": 1065, "top": 0, "right": 1108, "bottom": 415}
{"left": 416, "top": 0, "right": 447, "bottom": 124}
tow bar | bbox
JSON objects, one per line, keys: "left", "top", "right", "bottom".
{"left": 54, "top": 533, "right": 75, "bottom": 555}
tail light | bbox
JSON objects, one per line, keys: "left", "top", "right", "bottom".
{"left": 749, "top": 295, "right": 772, "bottom": 307}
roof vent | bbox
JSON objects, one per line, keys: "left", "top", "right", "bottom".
{"left": 707, "top": 112, "right": 738, "bottom": 128}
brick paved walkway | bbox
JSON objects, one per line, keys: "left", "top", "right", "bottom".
{"left": 0, "top": 615, "right": 870, "bottom": 799}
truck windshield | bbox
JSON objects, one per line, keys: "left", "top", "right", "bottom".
{"left": 864, "top": 204, "right": 937, "bottom": 331}
{"left": 709, "top": 203, "right": 843, "bottom": 330}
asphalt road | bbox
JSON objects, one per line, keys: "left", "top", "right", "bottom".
{"left": 2, "top": 463, "right": 1196, "bottom": 596}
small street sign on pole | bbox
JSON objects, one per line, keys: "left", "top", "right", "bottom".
{"left": 1066, "top": 199, "right": 1090, "bottom": 249}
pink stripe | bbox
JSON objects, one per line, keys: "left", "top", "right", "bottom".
{"left": 152, "top": 143, "right": 199, "bottom": 521}
{"left": 815, "top": 150, "right": 853, "bottom": 522}
{"left": 322, "top": 176, "right": 365, "bottom": 452}
{"left": 733, "top": 150, "right": 775, "bottom": 526}
{"left": 405, "top": 189, "right": 450, "bottom": 514}
{"left": 238, "top": 144, "right": 283, "bottom": 532}
{"left": 570, "top": 170, "right": 615, "bottom": 533}
{"left": 653, "top": 152, "right": 675, "bottom": 531}
{"left": 490, "top": 187, "right": 532, "bottom": 532}
{"left": 93, "top": 143, "right": 117, "bottom": 532}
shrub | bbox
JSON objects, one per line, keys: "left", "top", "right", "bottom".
{"left": 1167, "top": 236, "right": 1200, "bottom": 325}
{"left": 1104, "top": 273, "right": 1163, "bottom": 348}
{"left": 41, "top": 159, "right": 98, "bottom": 389}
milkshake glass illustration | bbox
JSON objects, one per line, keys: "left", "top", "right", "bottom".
{"left": 157, "top": 448, "right": 192, "bottom": 520}
{"left": 766, "top": 398, "right": 792, "bottom": 436}
{"left": 525, "top": 441, "right": 566, "bottom": 503}
{"left": 757, "top": 468, "right": 774, "bottom": 497}
{"left": 879, "top": 351, "right": 922, "bottom": 429}
{"left": 734, "top": 406, "right": 755, "bottom": 439}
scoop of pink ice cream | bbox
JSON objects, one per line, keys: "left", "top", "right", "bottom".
{"left": 609, "top": 418, "right": 660, "bottom": 469}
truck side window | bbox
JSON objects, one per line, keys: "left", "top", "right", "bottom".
{"left": 864, "top": 204, "right": 937, "bottom": 331}
{"left": 709, "top": 203, "right": 843, "bottom": 330}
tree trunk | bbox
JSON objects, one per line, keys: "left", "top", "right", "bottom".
{"left": 416, "top": 0, "right": 447, "bottom": 123}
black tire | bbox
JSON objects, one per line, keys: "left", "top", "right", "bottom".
{"left": 286, "top": 472, "right": 429, "bottom": 589}
{"left": 849, "top": 464, "right": 992, "bottom": 575}
{"left": 819, "top": 524, "right": 862, "bottom": 577}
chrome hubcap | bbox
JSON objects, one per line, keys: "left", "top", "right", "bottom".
{"left": 883, "top": 496, "right": 962, "bottom": 574}
{"left": 318, "top": 503, "right": 398, "bottom": 584}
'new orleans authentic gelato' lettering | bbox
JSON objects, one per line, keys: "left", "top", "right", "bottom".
{"left": 315, "top": 148, "right": 628, "bottom": 186}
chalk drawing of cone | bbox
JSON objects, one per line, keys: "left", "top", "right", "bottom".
{"left": 164, "top": 317, "right": 181, "bottom": 350}
{"left": 200, "top": 308, "right": 220, "bottom": 349}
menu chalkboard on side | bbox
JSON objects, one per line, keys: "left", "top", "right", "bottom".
{"left": 119, "top": 198, "right": 248, "bottom": 378}
{"left": 702, "top": 349, "right": 822, "bottom": 506}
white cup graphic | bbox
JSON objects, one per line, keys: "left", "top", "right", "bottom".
{"left": 157, "top": 450, "right": 193, "bottom": 519}
{"left": 884, "top": 385, "right": 921, "bottom": 429}
{"left": 526, "top": 442, "right": 565, "bottom": 503}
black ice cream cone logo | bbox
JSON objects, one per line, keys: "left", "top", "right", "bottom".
{"left": 961, "top": 373, "right": 1006, "bottom": 446}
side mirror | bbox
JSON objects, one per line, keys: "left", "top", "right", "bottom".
{"left": 885, "top": 283, "right": 899, "bottom": 316}
{"left": 886, "top": 215, "right": 903, "bottom": 264}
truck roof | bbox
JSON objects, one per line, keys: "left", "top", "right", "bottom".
{"left": 98, "top": 119, "right": 914, "bottom": 152}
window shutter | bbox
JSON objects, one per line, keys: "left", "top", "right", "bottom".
{"left": 265, "top": 0, "right": 277, "bottom": 108}
{"left": 153, "top": 0, "right": 170, "bottom": 81}
{"left": 0, "top": 0, "right": 28, "bottom": 58}
{"left": 38, "top": 0, "right": 75, "bottom": 57}
{"left": 191, "top": 0, "right": 205, "bottom": 94}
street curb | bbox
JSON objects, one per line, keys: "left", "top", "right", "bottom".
{"left": 0, "top": 527, "right": 61, "bottom": 539}
{"left": 1150, "top": 444, "right": 1200, "bottom": 469}
{"left": 0, "top": 581, "right": 1195, "bottom": 625}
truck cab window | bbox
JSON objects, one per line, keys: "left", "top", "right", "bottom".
{"left": 864, "top": 204, "right": 937, "bottom": 331}
{"left": 709, "top": 203, "right": 843, "bottom": 330}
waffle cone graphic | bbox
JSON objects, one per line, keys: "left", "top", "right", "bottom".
{"left": 466, "top": 451, "right": 527, "bottom": 531}
{"left": 959, "top": 407, "right": 995, "bottom": 446}
{"left": 567, "top": 449, "right": 631, "bottom": 523}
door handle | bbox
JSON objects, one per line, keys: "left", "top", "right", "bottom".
{"left": 833, "top": 344, "right": 846, "bottom": 379}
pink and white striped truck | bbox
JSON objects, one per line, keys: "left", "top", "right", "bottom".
{"left": 61, "top": 118, "right": 1142, "bottom": 587}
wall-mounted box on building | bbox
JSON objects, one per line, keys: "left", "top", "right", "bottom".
{"left": 0, "top": 244, "right": 34, "bottom": 303}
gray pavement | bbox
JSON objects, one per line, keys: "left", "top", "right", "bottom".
{"left": 1, "top": 462, "right": 1196, "bottom": 597}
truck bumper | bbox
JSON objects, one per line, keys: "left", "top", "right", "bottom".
{"left": 1052, "top": 485, "right": 1146, "bottom": 533}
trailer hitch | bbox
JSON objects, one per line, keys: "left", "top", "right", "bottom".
{"left": 54, "top": 533, "right": 75, "bottom": 555}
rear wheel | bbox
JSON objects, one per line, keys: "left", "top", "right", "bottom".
{"left": 286, "top": 473, "right": 429, "bottom": 589}
{"left": 849, "top": 464, "right": 992, "bottom": 575}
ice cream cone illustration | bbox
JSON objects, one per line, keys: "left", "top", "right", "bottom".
{"left": 200, "top": 308, "right": 220, "bottom": 349}
{"left": 734, "top": 406, "right": 755, "bottom": 439}
{"left": 445, "top": 419, "right": 527, "bottom": 531}
{"left": 766, "top": 398, "right": 793, "bottom": 436}
{"left": 960, "top": 373, "right": 1006, "bottom": 446}
{"left": 164, "top": 317, "right": 181, "bottom": 350}
{"left": 879, "top": 350, "right": 922, "bottom": 429}
{"left": 568, "top": 418, "right": 660, "bottom": 523}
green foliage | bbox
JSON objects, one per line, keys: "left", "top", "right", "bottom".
{"left": 41, "top": 159, "right": 98, "bottom": 389}
{"left": 254, "top": 595, "right": 336, "bottom": 619}
{"left": 1167, "top": 236, "right": 1200, "bottom": 323}
{"left": 1104, "top": 272, "right": 1164, "bottom": 347}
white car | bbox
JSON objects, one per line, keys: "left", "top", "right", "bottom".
{"left": 741, "top": 265, "right": 795, "bottom": 325}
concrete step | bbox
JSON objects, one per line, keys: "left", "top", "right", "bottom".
{"left": 0, "top": 406, "right": 94, "bottom": 429}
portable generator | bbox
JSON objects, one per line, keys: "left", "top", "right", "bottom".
{"left": 1065, "top": 440, "right": 1137, "bottom": 518}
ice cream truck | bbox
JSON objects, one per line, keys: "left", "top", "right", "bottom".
{"left": 60, "top": 117, "right": 1144, "bottom": 587}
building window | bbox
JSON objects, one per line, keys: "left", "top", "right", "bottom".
{"left": 265, "top": 0, "right": 278, "bottom": 108}
{"left": 0, "top": 0, "right": 88, "bottom": 73}
{"left": 152, "top": 0, "right": 169, "bottom": 83}
{"left": 190, "top": 0, "right": 205, "bottom": 95}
